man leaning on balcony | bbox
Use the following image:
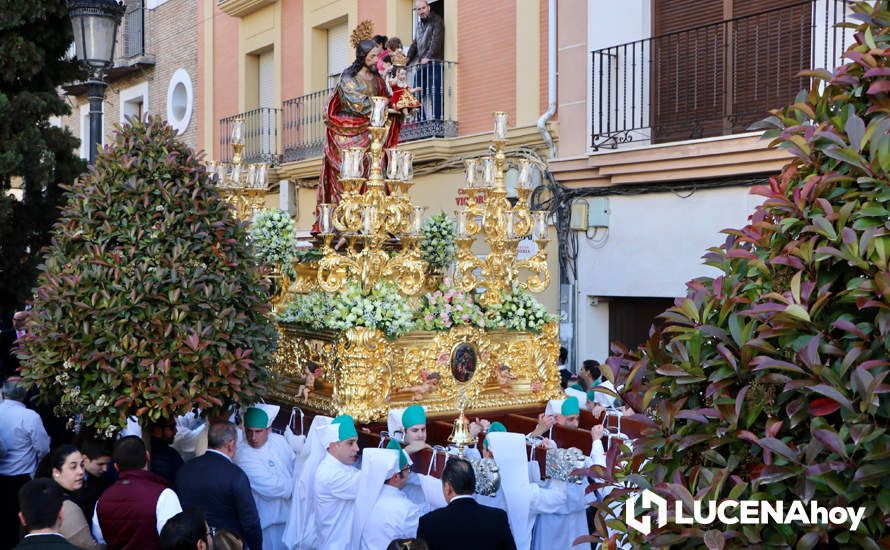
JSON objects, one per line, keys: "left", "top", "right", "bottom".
{"left": 407, "top": 0, "right": 444, "bottom": 122}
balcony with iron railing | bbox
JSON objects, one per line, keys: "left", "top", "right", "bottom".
{"left": 123, "top": 0, "right": 145, "bottom": 58}
{"left": 590, "top": 0, "right": 852, "bottom": 151}
{"left": 219, "top": 107, "right": 281, "bottom": 164}
{"left": 281, "top": 60, "right": 457, "bottom": 163}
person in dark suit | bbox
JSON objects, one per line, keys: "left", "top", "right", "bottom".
{"left": 13, "top": 478, "right": 83, "bottom": 549}
{"left": 174, "top": 421, "right": 262, "bottom": 550}
{"left": 416, "top": 458, "right": 516, "bottom": 550}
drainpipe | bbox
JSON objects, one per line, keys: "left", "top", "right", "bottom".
{"left": 537, "top": 0, "right": 557, "bottom": 159}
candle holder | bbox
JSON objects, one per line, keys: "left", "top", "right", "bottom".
{"left": 370, "top": 96, "right": 388, "bottom": 127}
{"left": 315, "top": 110, "right": 429, "bottom": 296}
{"left": 493, "top": 111, "right": 508, "bottom": 140}
{"left": 453, "top": 111, "right": 552, "bottom": 305}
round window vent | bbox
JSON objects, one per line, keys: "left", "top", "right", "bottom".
{"left": 166, "top": 69, "right": 193, "bottom": 135}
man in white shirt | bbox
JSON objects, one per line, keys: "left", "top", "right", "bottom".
{"left": 235, "top": 404, "right": 301, "bottom": 550}
{"left": 0, "top": 378, "right": 51, "bottom": 549}
{"left": 355, "top": 440, "right": 421, "bottom": 549}
{"left": 313, "top": 414, "right": 361, "bottom": 550}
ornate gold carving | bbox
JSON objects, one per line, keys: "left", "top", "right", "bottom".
{"left": 220, "top": 187, "right": 266, "bottom": 221}
{"left": 454, "top": 133, "right": 550, "bottom": 306}
{"left": 316, "top": 121, "right": 428, "bottom": 296}
{"left": 269, "top": 322, "right": 562, "bottom": 422}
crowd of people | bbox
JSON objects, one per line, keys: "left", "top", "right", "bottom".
{"left": 0, "top": 348, "right": 629, "bottom": 550}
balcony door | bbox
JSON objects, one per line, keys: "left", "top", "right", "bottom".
{"left": 258, "top": 50, "right": 276, "bottom": 160}
{"left": 652, "top": 0, "right": 812, "bottom": 143}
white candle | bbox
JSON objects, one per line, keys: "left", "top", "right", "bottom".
{"left": 411, "top": 206, "right": 427, "bottom": 234}
{"left": 247, "top": 164, "right": 257, "bottom": 187}
{"left": 532, "top": 211, "right": 548, "bottom": 240}
{"left": 318, "top": 204, "right": 334, "bottom": 234}
{"left": 493, "top": 111, "right": 508, "bottom": 140}
{"left": 342, "top": 148, "right": 365, "bottom": 179}
{"left": 370, "top": 96, "right": 388, "bottom": 127}
{"left": 231, "top": 119, "right": 244, "bottom": 145}
{"left": 464, "top": 158, "right": 478, "bottom": 188}
{"left": 231, "top": 163, "right": 241, "bottom": 184}
{"left": 257, "top": 164, "right": 268, "bottom": 188}
{"left": 504, "top": 211, "right": 516, "bottom": 238}
{"left": 455, "top": 209, "right": 468, "bottom": 236}
{"left": 362, "top": 205, "right": 377, "bottom": 235}
{"left": 399, "top": 152, "right": 414, "bottom": 181}
{"left": 517, "top": 160, "right": 531, "bottom": 189}
{"left": 481, "top": 157, "right": 495, "bottom": 187}
{"left": 386, "top": 149, "right": 401, "bottom": 180}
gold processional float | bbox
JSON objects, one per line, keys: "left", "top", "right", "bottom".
{"left": 210, "top": 102, "right": 560, "bottom": 424}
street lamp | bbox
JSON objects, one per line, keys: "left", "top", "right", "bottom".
{"left": 67, "top": 0, "right": 125, "bottom": 164}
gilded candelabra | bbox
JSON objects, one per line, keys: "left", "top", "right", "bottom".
{"left": 454, "top": 111, "right": 551, "bottom": 306}
{"left": 315, "top": 97, "right": 428, "bottom": 296}
{"left": 207, "top": 118, "right": 270, "bottom": 221}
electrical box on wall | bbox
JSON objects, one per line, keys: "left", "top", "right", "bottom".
{"left": 588, "top": 197, "right": 610, "bottom": 229}
{"left": 570, "top": 199, "right": 589, "bottom": 230}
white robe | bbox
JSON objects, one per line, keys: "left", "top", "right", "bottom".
{"left": 235, "top": 433, "right": 296, "bottom": 550}
{"left": 531, "top": 481, "right": 589, "bottom": 550}
{"left": 359, "top": 485, "right": 421, "bottom": 550}
{"left": 476, "top": 481, "right": 566, "bottom": 550}
{"left": 313, "top": 452, "right": 361, "bottom": 550}
{"left": 531, "top": 437, "right": 607, "bottom": 549}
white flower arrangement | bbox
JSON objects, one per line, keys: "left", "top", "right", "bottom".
{"left": 276, "top": 290, "right": 331, "bottom": 329}
{"left": 277, "top": 280, "right": 415, "bottom": 338}
{"left": 421, "top": 212, "right": 456, "bottom": 272}
{"left": 483, "top": 284, "right": 559, "bottom": 334}
{"left": 249, "top": 209, "right": 298, "bottom": 276}
{"left": 416, "top": 283, "right": 485, "bottom": 331}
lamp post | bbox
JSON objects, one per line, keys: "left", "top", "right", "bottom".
{"left": 67, "top": 0, "right": 125, "bottom": 165}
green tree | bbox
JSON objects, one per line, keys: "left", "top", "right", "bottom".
{"left": 19, "top": 116, "right": 277, "bottom": 436}
{"left": 587, "top": 3, "right": 890, "bottom": 548}
{"left": 0, "top": 0, "right": 86, "bottom": 310}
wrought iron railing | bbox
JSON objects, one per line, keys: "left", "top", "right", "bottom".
{"left": 282, "top": 88, "right": 329, "bottom": 162}
{"left": 282, "top": 60, "right": 458, "bottom": 163}
{"left": 590, "top": 0, "right": 853, "bottom": 150}
{"left": 219, "top": 107, "right": 281, "bottom": 164}
{"left": 123, "top": 1, "right": 144, "bottom": 58}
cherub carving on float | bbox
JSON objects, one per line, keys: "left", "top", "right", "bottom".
{"left": 297, "top": 365, "right": 323, "bottom": 401}
{"left": 494, "top": 364, "right": 517, "bottom": 394}
{"left": 404, "top": 370, "right": 441, "bottom": 401}
{"left": 386, "top": 51, "right": 422, "bottom": 118}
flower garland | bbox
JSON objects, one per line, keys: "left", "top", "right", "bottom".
{"left": 483, "top": 284, "right": 559, "bottom": 334}
{"left": 249, "top": 209, "right": 298, "bottom": 276}
{"left": 420, "top": 212, "right": 455, "bottom": 271}
{"left": 416, "top": 283, "right": 485, "bottom": 331}
{"left": 278, "top": 284, "right": 558, "bottom": 336}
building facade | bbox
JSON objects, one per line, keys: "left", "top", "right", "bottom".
{"left": 61, "top": 0, "right": 199, "bottom": 155}
{"left": 550, "top": 0, "right": 854, "bottom": 367}
{"left": 199, "top": 0, "right": 560, "bottom": 309}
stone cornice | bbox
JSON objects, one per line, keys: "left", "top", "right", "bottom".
{"left": 217, "top": 0, "right": 276, "bottom": 18}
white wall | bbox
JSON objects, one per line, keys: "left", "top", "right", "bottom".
{"left": 587, "top": 0, "right": 652, "bottom": 150}
{"left": 573, "top": 185, "right": 763, "bottom": 363}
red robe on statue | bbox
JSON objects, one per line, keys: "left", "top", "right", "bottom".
{"left": 314, "top": 71, "right": 401, "bottom": 232}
